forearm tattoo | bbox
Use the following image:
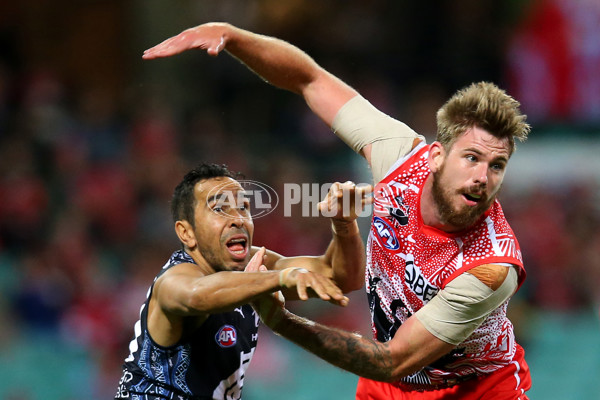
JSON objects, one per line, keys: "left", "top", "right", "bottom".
{"left": 273, "top": 311, "right": 395, "bottom": 381}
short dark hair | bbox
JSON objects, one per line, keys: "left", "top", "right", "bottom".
{"left": 171, "top": 163, "right": 241, "bottom": 228}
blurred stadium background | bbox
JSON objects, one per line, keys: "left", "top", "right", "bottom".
{"left": 0, "top": 1, "right": 599, "bottom": 399}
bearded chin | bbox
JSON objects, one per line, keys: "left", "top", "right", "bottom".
{"left": 431, "top": 170, "right": 493, "bottom": 230}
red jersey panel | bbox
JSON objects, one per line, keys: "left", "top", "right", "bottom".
{"left": 366, "top": 142, "right": 525, "bottom": 387}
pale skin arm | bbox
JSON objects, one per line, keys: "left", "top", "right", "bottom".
{"left": 142, "top": 23, "right": 389, "bottom": 161}
{"left": 268, "top": 309, "right": 455, "bottom": 382}
{"left": 247, "top": 262, "right": 514, "bottom": 381}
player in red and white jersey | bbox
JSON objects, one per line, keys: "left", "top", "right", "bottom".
{"left": 143, "top": 23, "right": 533, "bottom": 399}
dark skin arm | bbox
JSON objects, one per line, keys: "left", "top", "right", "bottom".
{"left": 149, "top": 248, "right": 348, "bottom": 347}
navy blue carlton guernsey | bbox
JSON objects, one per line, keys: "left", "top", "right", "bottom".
{"left": 116, "top": 250, "right": 259, "bottom": 400}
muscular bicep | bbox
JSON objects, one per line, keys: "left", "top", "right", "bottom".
{"left": 153, "top": 264, "right": 212, "bottom": 316}
{"left": 301, "top": 68, "right": 359, "bottom": 127}
{"left": 415, "top": 265, "right": 519, "bottom": 345}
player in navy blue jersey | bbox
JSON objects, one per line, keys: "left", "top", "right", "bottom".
{"left": 115, "top": 163, "right": 370, "bottom": 400}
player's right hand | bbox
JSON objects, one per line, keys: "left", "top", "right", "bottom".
{"left": 142, "top": 23, "right": 231, "bottom": 59}
{"left": 279, "top": 267, "right": 349, "bottom": 307}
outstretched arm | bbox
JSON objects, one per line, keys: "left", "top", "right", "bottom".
{"left": 143, "top": 23, "right": 424, "bottom": 179}
{"left": 143, "top": 22, "right": 357, "bottom": 128}
{"left": 155, "top": 248, "right": 348, "bottom": 317}
{"left": 249, "top": 264, "right": 520, "bottom": 381}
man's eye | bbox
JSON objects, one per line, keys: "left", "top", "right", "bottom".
{"left": 213, "top": 206, "right": 223, "bottom": 212}
{"left": 466, "top": 154, "right": 477, "bottom": 162}
{"left": 491, "top": 163, "right": 505, "bottom": 171}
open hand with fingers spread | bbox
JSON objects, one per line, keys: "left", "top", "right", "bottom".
{"left": 244, "top": 247, "right": 349, "bottom": 326}
{"left": 278, "top": 266, "right": 349, "bottom": 306}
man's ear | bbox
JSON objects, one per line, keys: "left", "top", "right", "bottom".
{"left": 175, "top": 220, "right": 197, "bottom": 249}
{"left": 428, "top": 141, "right": 446, "bottom": 173}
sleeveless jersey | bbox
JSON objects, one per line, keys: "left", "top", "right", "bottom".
{"left": 367, "top": 142, "right": 525, "bottom": 387}
{"left": 115, "top": 250, "right": 259, "bottom": 400}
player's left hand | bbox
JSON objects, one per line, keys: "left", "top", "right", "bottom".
{"left": 244, "top": 247, "right": 285, "bottom": 327}
{"left": 142, "top": 22, "right": 230, "bottom": 59}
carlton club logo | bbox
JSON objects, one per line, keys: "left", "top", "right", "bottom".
{"left": 215, "top": 325, "right": 238, "bottom": 348}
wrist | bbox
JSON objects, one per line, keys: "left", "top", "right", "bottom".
{"left": 278, "top": 267, "right": 308, "bottom": 288}
{"left": 331, "top": 219, "right": 359, "bottom": 237}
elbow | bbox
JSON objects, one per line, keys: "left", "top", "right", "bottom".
{"left": 335, "top": 275, "right": 364, "bottom": 294}
{"left": 344, "top": 278, "right": 365, "bottom": 294}
{"left": 377, "top": 366, "right": 418, "bottom": 384}
{"left": 341, "top": 267, "right": 366, "bottom": 293}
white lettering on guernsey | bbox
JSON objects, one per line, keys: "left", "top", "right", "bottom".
{"left": 115, "top": 370, "right": 133, "bottom": 398}
{"left": 212, "top": 348, "right": 255, "bottom": 400}
{"left": 125, "top": 318, "right": 143, "bottom": 362}
{"left": 405, "top": 258, "right": 438, "bottom": 303}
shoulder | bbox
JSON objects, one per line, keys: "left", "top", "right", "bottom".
{"left": 154, "top": 262, "right": 205, "bottom": 293}
{"left": 468, "top": 264, "right": 515, "bottom": 291}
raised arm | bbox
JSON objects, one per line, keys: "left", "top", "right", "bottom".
{"left": 143, "top": 23, "right": 424, "bottom": 181}
{"left": 143, "top": 22, "right": 357, "bottom": 128}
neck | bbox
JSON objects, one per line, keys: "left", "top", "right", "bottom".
{"left": 184, "top": 247, "right": 217, "bottom": 274}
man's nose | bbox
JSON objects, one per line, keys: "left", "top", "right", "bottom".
{"left": 228, "top": 208, "right": 248, "bottom": 227}
{"left": 473, "top": 164, "right": 488, "bottom": 185}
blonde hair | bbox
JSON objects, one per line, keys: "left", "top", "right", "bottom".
{"left": 436, "top": 82, "right": 530, "bottom": 156}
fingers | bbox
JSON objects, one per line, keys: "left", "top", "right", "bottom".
{"left": 142, "top": 25, "right": 227, "bottom": 59}
{"left": 319, "top": 181, "right": 373, "bottom": 220}
{"left": 281, "top": 268, "right": 349, "bottom": 306}
{"left": 244, "top": 246, "right": 266, "bottom": 272}
{"left": 142, "top": 35, "right": 182, "bottom": 59}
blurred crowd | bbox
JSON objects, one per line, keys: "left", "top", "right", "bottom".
{"left": 0, "top": 0, "right": 599, "bottom": 399}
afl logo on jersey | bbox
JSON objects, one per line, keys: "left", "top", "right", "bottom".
{"left": 216, "top": 325, "right": 237, "bottom": 348}
{"left": 373, "top": 216, "right": 400, "bottom": 250}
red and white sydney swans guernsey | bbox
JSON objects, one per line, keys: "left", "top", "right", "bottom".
{"left": 367, "top": 142, "right": 526, "bottom": 387}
